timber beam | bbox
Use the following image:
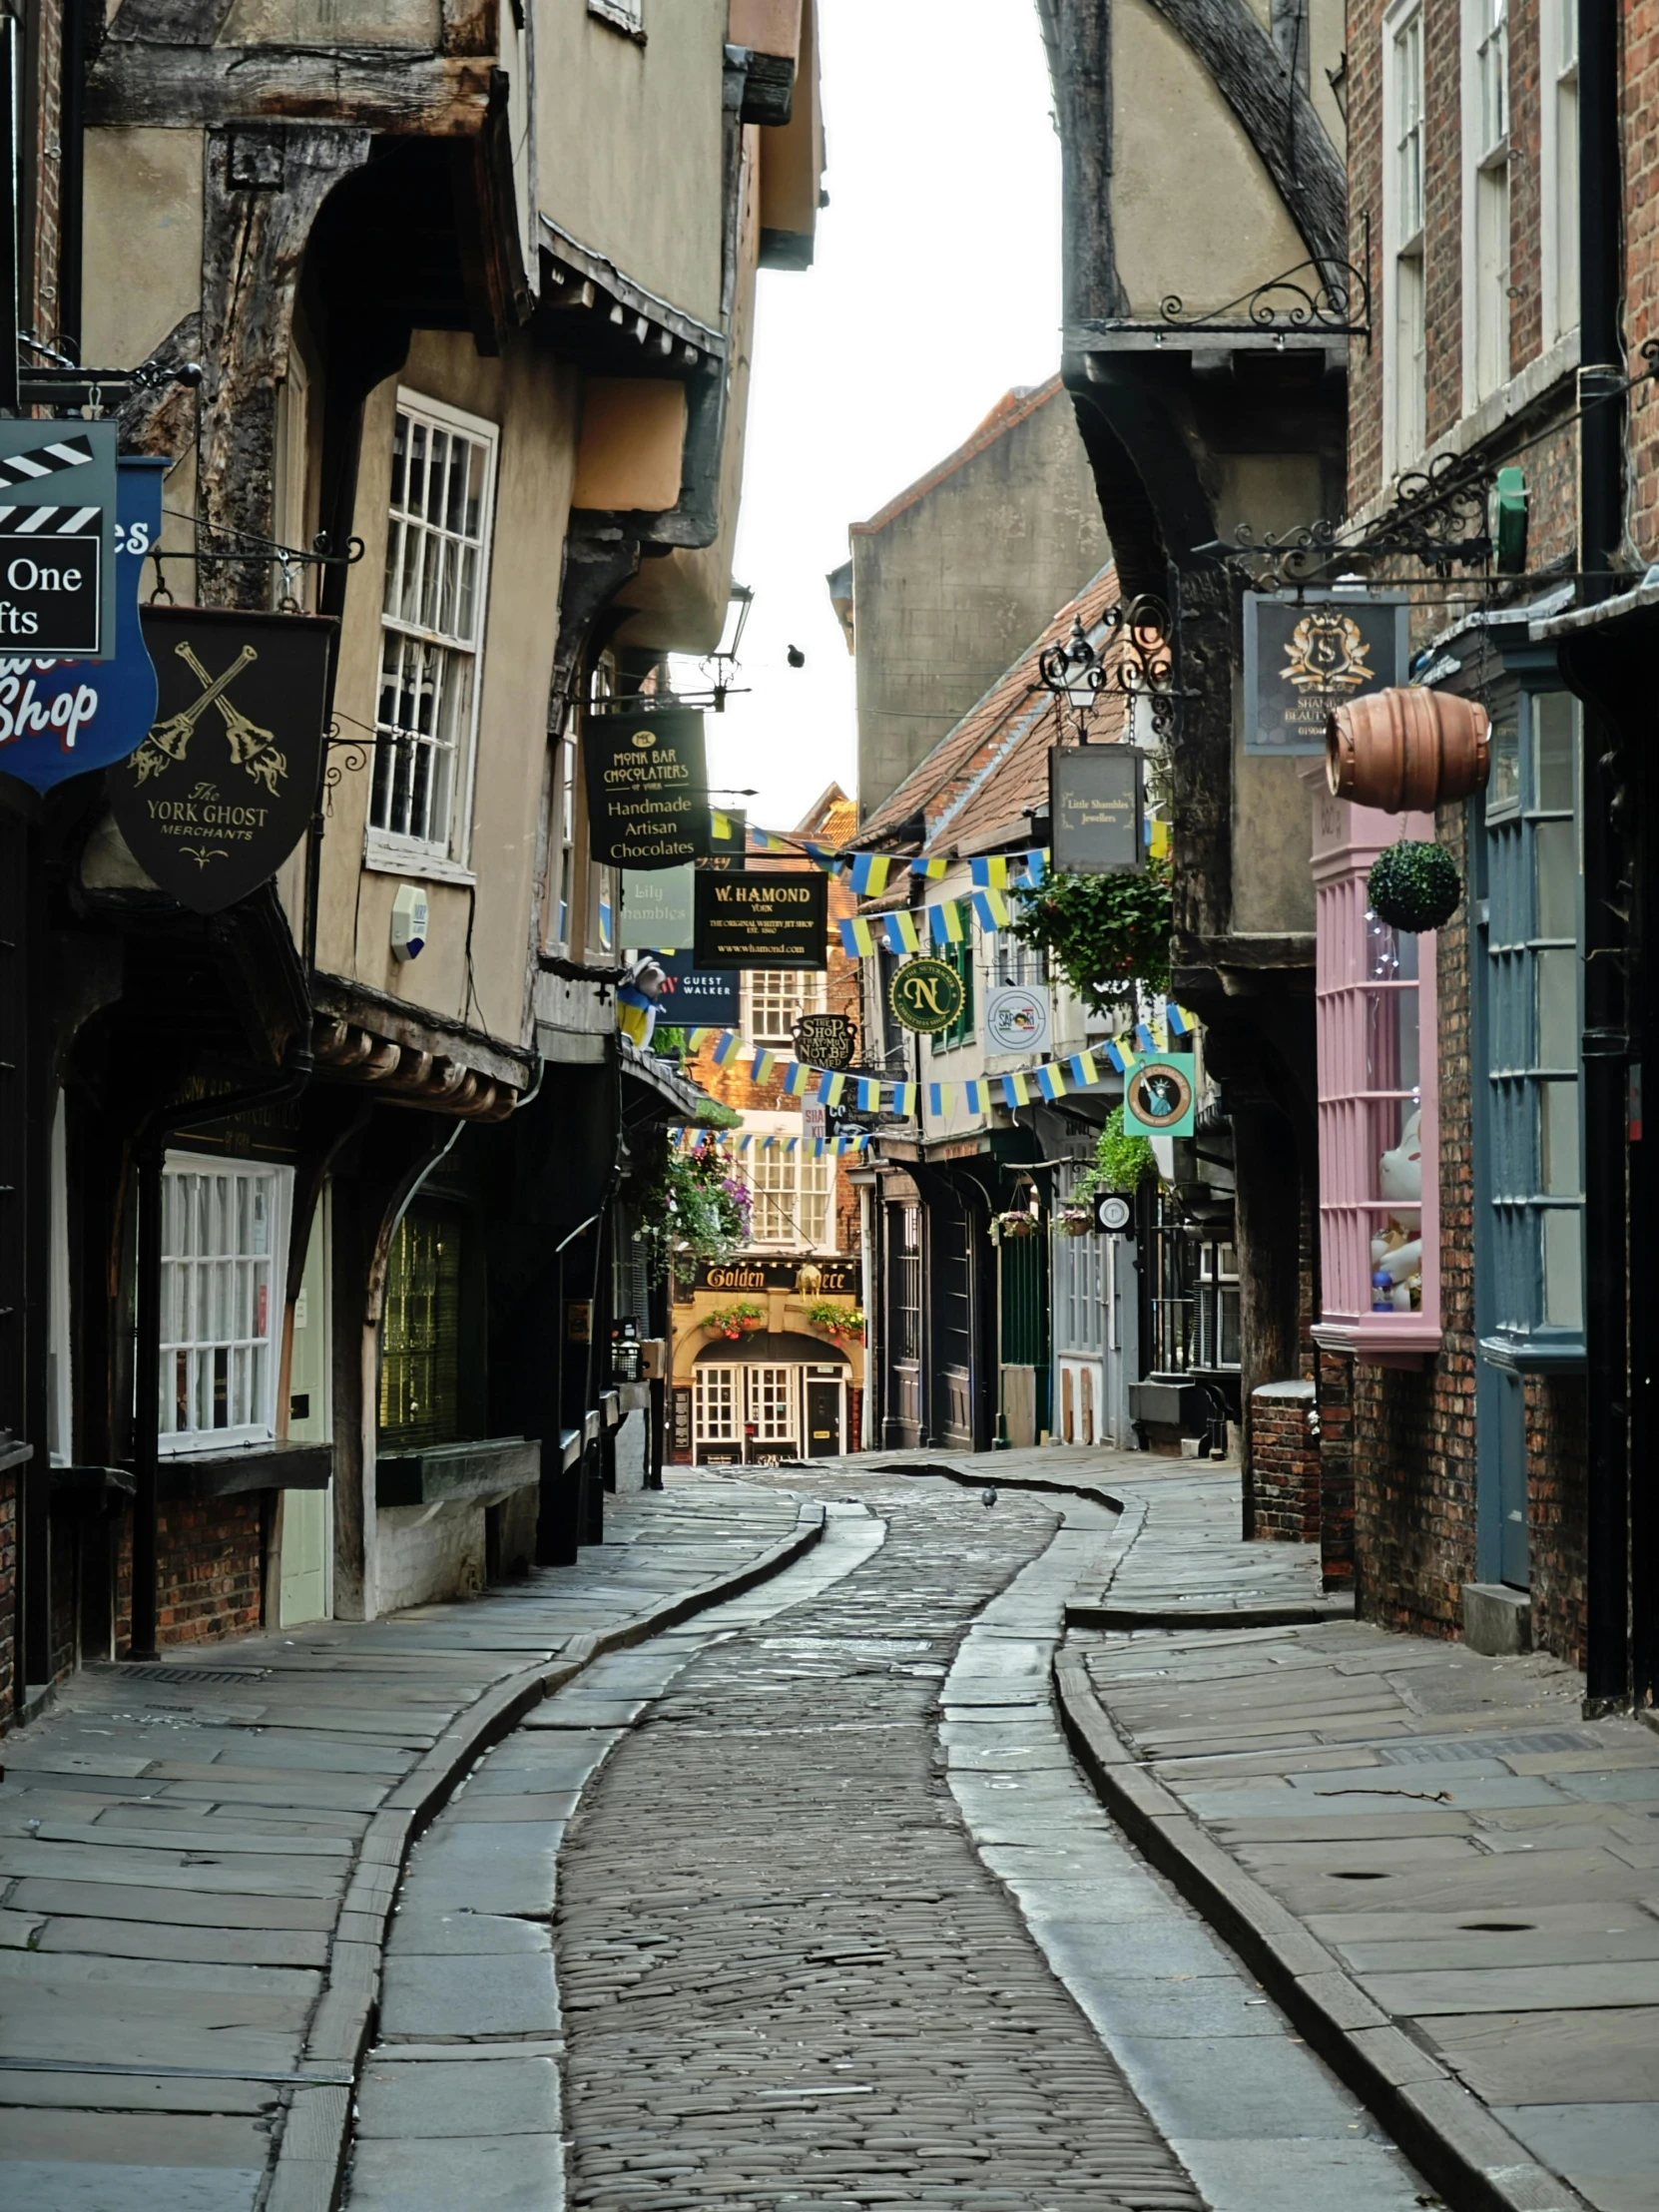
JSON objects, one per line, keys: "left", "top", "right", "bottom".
{"left": 87, "top": 46, "right": 493, "bottom": 136}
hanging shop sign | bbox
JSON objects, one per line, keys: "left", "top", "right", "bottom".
{"left": 695, "top": 868, "right": 828, "bottom": 970}
{"left": 985, "top": 984, "right": 1051, "bottom": 1057}
{"left": 1122, "top": 1055, "right": 1197, "bottom": 1139}
{"left": 0, "top": 457, "right": 164, "bottom": 794}
{"left": 655, "top": 951, "right": 740, "bottom": 1025}
{"left": 1050, "top": 745, "right": 1143, "bottom": 874}
{"left": 1093, "top": 1192, "right": 1134, "bottom": 1234}
{"left": 794, "top": 1011, "right": 857, "bottom": 1070}
{"left": 108, "top": 605, "right": 334, "bottom": 914}
{"left": 888, "top": 955, "right": 966, "bottom": 1034}
{"left": 1243, "top": 591, "right": 1407, "bottom": 756}
{"left": 586, "top": 705, "right": 712, "bottom": 867}
{"left": 622, "top": 862, "right": 696, "bottom": 950}
{"left": 0, "top": 419, "right": 119, "bottom": 660}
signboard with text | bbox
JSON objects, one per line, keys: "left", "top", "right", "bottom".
{"left": 1243, "top": 591, "right": 1407, "bottom": 755}
{"left": 694, "top": 869, "right": 828, "bottom": 969}
{"left": 622, "top": 862, "right": 696, "bottom": 949}
{"left": 655, "top": 952, "right": 740, "bottom": 1025}
{"left": 109, "top": 605, "right": 334, "bottom": 913}
{"left": 0, "top": 458, "right": 164, "bottom": 794}
{"left": 688, "top": 1256, "right": 858, "bottom": 1295}
{"left": 0, "top": 420, "right": 118, "bottom": 660}
{"left": 1050, "top": 745, "right": 1142, "bottom": 874}
{"left": 585, "top": 705, "right": 712, "bottom": 867}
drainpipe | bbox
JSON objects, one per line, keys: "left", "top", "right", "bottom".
{"left": 129, "top": 1050, "right": 312, "bottom": 1661}
{"left": 1577, "top": 0, "right": 1629, "bottom": 1709}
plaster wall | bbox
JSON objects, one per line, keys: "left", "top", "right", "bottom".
{"left": 313, "top": 328, "right": 582, "bottom": 1046}
{"left": 535, "top": 0, "right": 729, "bottom": 330}
{"left": 1110, "top": 0, "right": 1310, "bottom": 318}
{"left": 851, "top": 390, "right": 1110, "bottom": 815}
{"left": 80, "top": 127, "right": 203, "bottom": 376}
{"left": 220, "top": 0, "right": 436, "bottom": 41}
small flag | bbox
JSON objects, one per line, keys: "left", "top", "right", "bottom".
{"left": 1135, "top": 1021, "right": 1156, "bottom": 1052}
{"left": 818, "top": 1072, "right": 845, "bottom": 1104}
{"left": 1168, "top": 1002, "right": 1193, "bottom": 1036}
{"left": 1067, "top": 1052, "right": 1099, "bottom": 1088}
{"left": 752, "top": 1050, "right": 777, "bottom": 1083}
{"left": 970, "top": 855, "right": 1012, "bottom": 889}
{"left": 737, "top": 1134, "right": 753, "bottom": 1154}
{"left": 786, "top": 1137, "right": 800, "bottom": 1154}
{"left": 1150, "top": 819, "right": 1173, "bottom": 859}
{"left": 1035, "top": 1064, "right": 1066, "bottom": 1102}
{"left": 812, "top": 1137, "right": 826, "bottom": 1158}
{"left": 880, "top": 910, "right": 920, "bottom": 956}
{"left": 1117, "top": 1038, "right": 1138, "bottom": 1073}
{"left": 712, "top": 811, "right": 732, "bottom": 841}
{"left": 928, "top": 1082, "right": 952, "bottom": 1116}
{"left": 713, "top": 1031, "right": 740, "bottom": 1067}
{"left": 598, "top": 899, "right": 614, "bottom": 950}
{"left": 971, "top": 888, "right": 1011, "bottom": 932}
{"left": 850, "top": 852, "right": 893, "bottom": 896}
{"left": 838, "top": 916, "right": 876, "bottom": 958}
{"left": 1103, "top": 1041, "right": 1126, "bottom": 1074}
{"left": 928, "top": 899, "right": 967, "bottom": 946}
{"left": 802, "top": 840, "right": 838, "bottom": 871}
{"left": 891, "top": 1082, "right": 917, "bottom": 1117}
{"left": 911, "top": 854, "right": 949, "bottom": 879}
{"left": 855, "top": 1077, "right": 879, "bottom": 1110}
{"left": 963, "top": 1079, "right": 986, "bottom": 1115}
{"left": 687, "top": 1027, "right": 711, "bottom": 1051}
{"left": 1021, "top": 847, "right": 1049, "bottom": 887}
{"left": 1001, "top": 1072, "right": 1030, "bottom": 1108}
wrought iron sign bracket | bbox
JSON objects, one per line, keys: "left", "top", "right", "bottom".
{"left": 1075, "top": 241, "right": 1372, "bottom": 349}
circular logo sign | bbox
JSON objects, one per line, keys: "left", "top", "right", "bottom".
{"left": 889, "top": 955, "right": 965, "bottom": 1035}
{"left": 1125, "top": 1060, "right": 1195, "bottom": 1128}
{"left": 1093, "top": 1192, "right": 1134, "bottom": 1234}
{"left": 985, "top": 984, "right": 1049, "bottom": 1054}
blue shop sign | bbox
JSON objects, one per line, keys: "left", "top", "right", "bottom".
{"left": 0, "top": 456, "right": 164, "bottom": 792}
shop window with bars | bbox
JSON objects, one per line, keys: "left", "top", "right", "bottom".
{"left": 380, "top": 1206, "right": 465, "bottom": 1448}
{"left": 1197, "top": 1240, "right": 1241, "bottom": 1369}
{"left": 744, "top": 969, "right": 826, "bottom": 1051}
{"left": 369, "top": 396, "right": 498, "bottom": 863}
{"left": 159, "top": 1159, "right": 291, "bottom": 1450}
{"left": 1383, "top": 0, "right": 1426, "bottom": 471}
{"left": 1054, "top": 1167, "right": 1106, "bottom": 1355}
{"left": 693, "top": 1364, "right": 740, "bottom": 1446}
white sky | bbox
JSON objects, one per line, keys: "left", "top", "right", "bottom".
{"left": 690, "top": 0, "right": 1063, "bottom": 834}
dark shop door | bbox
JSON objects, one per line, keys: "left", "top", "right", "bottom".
{"left": 805, "top": 1374, "right": 842, "bottom": 1456}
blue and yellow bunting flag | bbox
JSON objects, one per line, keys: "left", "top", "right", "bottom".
{"left": 910, "top": 854, "right": 949, "bottom": 879}
{"left": 962, "top": 1079, "right": 986, "bottom": 1115}
{"left": 890, "top": 1082, "right": 917, "bottom": 1117}
{"left": 928, "top": 1082, "right": 953, "bottom": 1116}
{"left": 713, "top": 1031, "right": 741, "bottom": 1068}
{"left": 971, "top": 888, "right": 1012, "bottom": 932}
{"left": 850, "top": 852, "right": 893, "bottom": 896}
{"left": 927, "top": 900, "right": 968, "bottom": 947}
{"left": 1035, "top": 1063, "right": 1066, "bottom": 1102}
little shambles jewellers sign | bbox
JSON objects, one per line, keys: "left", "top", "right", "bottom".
{"left": 586, "top": 706, "right": 712, "bottom": 868}
{"left": 1050, "top": 745, "right": 1142, "bottom": 874}
{"left": 1243, "top": 592, "right": 1407, "bottom": 755}
{"left": 695, "top": 869, "right": 828, "bottom": 970}
{"left": 109, "top": 606, "right": 334, "bottom": 914}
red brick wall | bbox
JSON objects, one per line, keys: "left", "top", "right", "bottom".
{"left": 1624, "top": 0, "right": 1659, "bottom": 560}
{"left": 1249, "top": 1383, "right": 1321, "bottom": 1544}
{"left": 1528, "top": 1372, "right": 1588, "bottom": 1662}
{"left": 117, "top": 1499, "right": 267, "bottom": 1654}
{"left": 1316, "top": 1351, "right": 1356, "bottom": 1589}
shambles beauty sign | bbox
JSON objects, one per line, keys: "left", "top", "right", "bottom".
{"left": 695, "top": 869, "right": 828, "bottom": 969}
{"left": 109, "top": 606, "right": 334, "bottom": 914}
{"left": 1243, "top": 592, "right": 1406, "bottom": 755}
{"left": 586, "top": 706, "right": 712, "bottom": 868}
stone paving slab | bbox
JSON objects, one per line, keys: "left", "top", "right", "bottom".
{"left": 0, "top": 1482, "right": 819, "bottom": 2212}
{"left": 1062, "top": 1609, "right": 1659, "bottom": 2212}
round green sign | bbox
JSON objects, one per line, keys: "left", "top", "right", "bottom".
{"left": 889, "top": 955, "right": 965, "bottom": 1034}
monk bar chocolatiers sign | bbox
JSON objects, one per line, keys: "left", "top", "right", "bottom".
{"left": 586, "top": 704, "right": 713, "bottom": 868}
{"left": 695, "top": 869, "right": 828, "bottom": 969}
{"left": 1050, "top": 744, "right": 1143, "bottom": 874}
{"left": 1243, "top": 591, "right": 1407, "bottom": 755}
{"left": 109, "top": 606, "right": 334, "bottom": 914}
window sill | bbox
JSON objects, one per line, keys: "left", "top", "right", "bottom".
{"left": 157, "top": 1439, "right": 334, "bottom": 1500}
{"left": 1478, "top": 1331, "right": 1586, "bottom": 1375}
{"left": 1314, "top": 1317, "right": 1442, "bottom": 1368}
{"left": 362, "top": 842, "right": 476, "bottom": 889}
{"left": 588, "top": 0, "right": 646, "bottom": 41}
{"left": 375, "top": 1433, "right": 540, "bottom": 1508}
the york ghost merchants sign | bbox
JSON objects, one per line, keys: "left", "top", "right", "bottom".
{"left": 108, "top": 606, "right": 334, "bottom": 914}
{"left": 586, "top": 706, "right": 712, "bottom": 868}
{"left": 695, "top": 869, "right": 828, "bottom": 969}
{"left": 1050, "top": 745, "right": 1142, "bottom": 874}
{"left": 1243, "top": 592, "right": 1407, "bottom": 755}
{"left": 0, "top": 457, "right": 164, "bottom": 794}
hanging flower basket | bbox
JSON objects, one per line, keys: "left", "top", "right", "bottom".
{"left": 704, "top": 1301, "right": 766, "bottom": 1341}
{"left": 1054, "top": 1207, "right": 1095, "bottom": 1238}
{"left": 991, "top": 1210, "right": 1040, "bottom": 1242}
{"left": 807, "top": 1300, "right": 866, "bottom": 1342}
{"left": 1368, "top": 839, "right": 1461, "bottom": 932}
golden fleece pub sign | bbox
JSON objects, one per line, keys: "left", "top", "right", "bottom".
{"left": 1242, "top": 591, "right": 1406, "bottom": 755}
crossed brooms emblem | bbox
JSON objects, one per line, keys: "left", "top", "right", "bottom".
{"left": 133, "top": 642, "right": 287, "bottom": 795}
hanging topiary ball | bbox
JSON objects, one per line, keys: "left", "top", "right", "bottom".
{"left": 1368, "top": 839, "right": 1462, "bottom": 932}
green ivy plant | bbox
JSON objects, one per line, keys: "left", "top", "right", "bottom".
{"left": 1008, "top": 857, "right": 1173, "bottom": 1015}
{"left": 1075, "top": 1106, "right": 1157, "bottom": 1201}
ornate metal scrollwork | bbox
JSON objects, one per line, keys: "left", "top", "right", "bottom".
{"left": 321, "top": 724, "right": 373, "bottom": 816}
{"left": 1156, "top": 257, "right": 1371, "bottom": 339}
{"left": 1222, "top": 451, "right": 1496, "bottom": 589}
{"left": 1042, "top": 596, "right": 1194, "bottom": 743}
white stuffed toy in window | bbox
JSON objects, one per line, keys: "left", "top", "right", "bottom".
{"left": 1372, "top": 1107, "right": 1424, "bottom": 1312}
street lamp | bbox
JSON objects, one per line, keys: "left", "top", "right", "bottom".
{"left": 1038, "top": 614, "right": 1104, "bottom": 738}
